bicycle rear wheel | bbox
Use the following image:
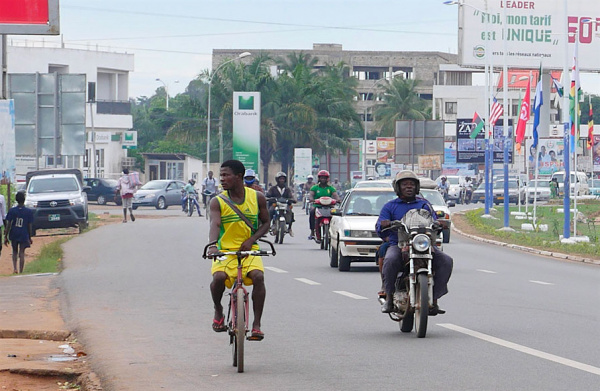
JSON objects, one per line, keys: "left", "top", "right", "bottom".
{"left": 235, "top": 289, "right": 245, "bottom": 372}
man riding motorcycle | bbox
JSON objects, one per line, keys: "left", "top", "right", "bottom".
{"left": 302, "top": 175, "right": 315, "bottom": 195}
{"left": 376, "top": 170, "right": 453, "bottom": 314}
{"left": 437, "top": 176, "right": 449, "bottom": 201}
{"left": 265, "top": 172, "right": 296, "bottom": 236}
{"left": 308, "top": 170, "right": 340, "bottom": 241}
{"left": 181, "top": 179, "right": 202, "bottom": 216}
{"left": 244, "top": 169, "right": 265, "bottom": 193}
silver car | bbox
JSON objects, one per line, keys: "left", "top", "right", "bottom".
{"left": 132, "top": 180, "right": 186, "bottom": 209}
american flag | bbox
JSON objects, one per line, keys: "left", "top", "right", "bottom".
{"left": 489, "top": 97, "right": 504, "bottom": 128}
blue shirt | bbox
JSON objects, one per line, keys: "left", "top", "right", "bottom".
{"left": 376, "top": 197, "right": 436, "bottom": 245}
{"left": 6, "top": 205, "right": 34, "bottom": 243}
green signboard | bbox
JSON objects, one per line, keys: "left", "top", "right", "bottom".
{"left": 232, "top": 92, "right": 261, "bottom": 171}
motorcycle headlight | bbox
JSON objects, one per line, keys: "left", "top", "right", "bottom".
{"left": 412, "top": 234, "right": 431, "bottom": 252}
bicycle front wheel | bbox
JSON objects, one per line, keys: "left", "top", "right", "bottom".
{"left": 236, "top": 289, "right": 245, "bottom": 373}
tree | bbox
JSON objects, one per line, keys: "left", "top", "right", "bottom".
{"left": 374, "top": 77, "right": 429, "bottom": 137}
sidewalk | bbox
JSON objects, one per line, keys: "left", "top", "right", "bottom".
{"left": 0, "top": 273, "right": 101, "bottom": 390}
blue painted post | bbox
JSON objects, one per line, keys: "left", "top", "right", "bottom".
{"left": 563, "top": 123, "right": 571, "bottom": 239}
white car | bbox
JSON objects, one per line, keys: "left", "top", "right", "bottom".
{"left": 419, "top": 188, "right": 453, "bottom": 243}
{"left": 353, "top": 179, "right": 392, "bottom": 188}
{"left": 525, "top": 179, "right": 551, "bottom": 203}
{"left": 435, "top": 175, "right": 464, "bottom": 202}
{"left": 329, "top": 187, "right": 396, "bottom": 271}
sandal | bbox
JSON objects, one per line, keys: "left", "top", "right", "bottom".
{"left": 247, "top": 328, "right": 264, "bottom": 341}
{"left": 212, "top": 317, "right": 227, "bottom": 333}
{"left": 377, "top": 290, "right": 386, "bottom": 299}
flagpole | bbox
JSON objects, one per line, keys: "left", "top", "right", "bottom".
{"left": 501, "top": 3, "right": 511, "bottom": 230}
{"left": 573, "top": 37, "right": 579, "bottom": 238}
{"left": 590, "top": 95, "right": 594, "bottom": 173}
{"left": 562, "top": 0, "right": 571, "bottom": 240}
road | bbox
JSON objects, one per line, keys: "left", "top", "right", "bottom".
{"left": 59, "top": 204, "right": 600, "bottom": 390}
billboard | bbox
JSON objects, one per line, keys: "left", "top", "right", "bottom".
{"left": 0, "top": 100, "right": 16, "bottom": 183}
{"left": 458, "top": 0, "right": 600, "bottom": 71}
{"left": 456, "top": 118, "right": 513, "bottom": 164}
{"left": 0, "top": 0, "right": 60, "bottom": 35}
{"left": 294, "top": 148, "right": 312, "bottom": 185}
{"left": 526, "top": 138, "right": 565, "bottom": 176}
{"left": 232, "top": 92, "right": 261, "bottom": 172}
{"left": 592, "top": 135, "right": 600, "bottom": 172}
{"left": 376, "top": 137, "right": 395, "bottom": 163}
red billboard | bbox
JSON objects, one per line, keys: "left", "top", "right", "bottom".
{"left": 0, "top": 0, "right": 49, "bottom": 24}
{"left": 0, "top": 0, "right": 59, "bottom": 34}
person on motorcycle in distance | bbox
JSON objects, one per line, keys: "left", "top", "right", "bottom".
{"left": 266, "top": 172, "right": 296, "bottom": 237}
{"left": 182, "top": 179, "right": 202, "bottom": 216}
{"left": 302, "top": 175, "right": 315, "bottom": 196}
{"left": 376, "top": 170, "right": 453, "bottom": 315}
{"left": 308, "top": 170, "right": 340, "bottom": 241}
{"left": 437, "top": 176, "right": 449, "bottom": 201}
{"left": 244, "top": 169, "right": 265, "bottom": 194}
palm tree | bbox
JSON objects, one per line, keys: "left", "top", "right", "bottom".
{"left": 374, "top": 77, "right": 429, "bottom": 136}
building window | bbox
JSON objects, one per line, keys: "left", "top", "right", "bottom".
{"left": 445, "top": 102, "right": 457, "bottom": 115}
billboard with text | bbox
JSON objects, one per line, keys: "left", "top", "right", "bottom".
{"left": 0, "top": 0, "right": 60, "bottom": 34}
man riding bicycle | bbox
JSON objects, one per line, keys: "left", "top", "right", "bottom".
{"left": 202, "top": 171, "right": 219, "bottom": 206}
{"left": 181, "top": 179, "right": 202, "bottom": 216}
{"left": 207, "top": 160, "right": 270, "bottom": 341}
{"left": 265, "top": 171, "right": 296, "bottom": 237}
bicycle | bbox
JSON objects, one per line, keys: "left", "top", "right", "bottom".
{"left": 202, "top": 239, "right": 276, "bottom": 373}
{"left": 202, "top": 190, "right": 217, "bottom": 220}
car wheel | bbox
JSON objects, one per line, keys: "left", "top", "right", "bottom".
{"left": 442, "top": 227, "right": 450, "bottom": 243}
{"left": 97, "top": 195, "right": 106, "bottom": 205}
{"left": 156, "top": 196, "right": 167, "bottom": 210}
{"left": 329, "top": 237, "right": 339, "bottom": 268}
{"left": 115, "top": 198, "right": 122, "bottom": 206}
{"left": 338, "top": 246, "right": 351, "bottom": 272}
{"left": 132, "top": 205, "right": 138, "bottom": 210}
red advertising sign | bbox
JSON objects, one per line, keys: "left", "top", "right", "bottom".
{"left": 0, "top": 0, "right": 49, "bottom": 24}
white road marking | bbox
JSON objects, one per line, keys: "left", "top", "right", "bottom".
{"left": 529, "top": 280, "right": 554, "bottom": 286}
{"left": 476, "top": 269, "right": 497, "bottom": 274}
{"left": 264, "top": 266, "right": 288, "bottom": 273}
{"left": 333, "top": 291, "right": 368, "bottom": 300}
{"left": 295, "top": 278, "right": 321, "bottom": 285}
{"left": 438, "top": 323, "right": 600, "bottom": 376}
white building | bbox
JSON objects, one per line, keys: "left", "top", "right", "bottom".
{"left": 7, "top": 43, "right": 134, "bottom": 179}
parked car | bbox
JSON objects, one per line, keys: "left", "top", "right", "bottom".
{"left": 353, "top": 179, "right": 392, "bottom": 188}
{"left": 329, "top": 187, "right": 396, "bottom": 271}
{"left": 550, "top": 171, "right": 590, "bottom": 196}
{"left": 24, "top": 169, "right": 90, "bottom": 236}
{"left": 589, "top": 178, "right": 600, "bottom": 197}
{"left": 132, "top": 180, "right": 186, "bottom": 209}
{"left": 471, "top": 183, "right": 486, "bottom": 203}
{"left": 83, "top": 178, "right": 122, "bottom": 205}
{"left": 525, "top": 179, "right": 551, "bottom": 203}
{"left": 419, "top": 188, "right": 453, "bottom": 243}
{"left": 493, "top": 179, "right": 526, "bottom": 205}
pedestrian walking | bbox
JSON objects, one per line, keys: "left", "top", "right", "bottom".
{"left": 3, "top": 191, "right": 34, "bottom": 274}
{"left": 117, "top": 168, "right": 139, "bottom": 223}
{"left": 0, "top": 191, "right": 6, "bottom": 258}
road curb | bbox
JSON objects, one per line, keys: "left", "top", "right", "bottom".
{"left": 452, "top": 219, "right": 600, "bottom": 266}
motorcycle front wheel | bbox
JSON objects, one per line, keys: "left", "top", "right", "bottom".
{"left": 277, "top": 219, "right": 286, "bottom": 244}
{"left": 187, "top": 200, "right": 193, "bottom": 217}
{"left": 414, "top": 273, "right": 429, "bottom": 338}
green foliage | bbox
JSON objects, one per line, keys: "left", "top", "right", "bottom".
{"left": 22, "top": 238, "right": 68, "bottom": 274}
{"left": 463, "top": 202, "right": 600, "bottom": 258}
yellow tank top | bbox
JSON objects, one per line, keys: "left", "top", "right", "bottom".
{"left": 216, "top": 187, "right": 260, "bottom": 251}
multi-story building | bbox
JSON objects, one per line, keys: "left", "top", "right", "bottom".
{"left": 7, "top": 43, "right": 134, "bottom": 179}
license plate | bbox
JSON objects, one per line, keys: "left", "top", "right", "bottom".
{"left": 49, "top": 214, "right": 60, "bottom": 222}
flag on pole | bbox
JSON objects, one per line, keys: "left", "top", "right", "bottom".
{"left": 532, "top": 67, "right": 543, "bottom": 149}
{"left": 551, "top": 75, "right": 564, "bottom": 98}
{"left": 470, "top": 112, "right": 484, "bottom": 139}
{"left": 570, "top": 39, "right": 581, "bottom": 153}
{"left": 588, "top": 98, "right": 594, "bottom": 150}
{"left": 515, "top": 76, "right": 531, "bottom": 152}
{"left": 489, "top": 97, "right": 504, "bottom": 128}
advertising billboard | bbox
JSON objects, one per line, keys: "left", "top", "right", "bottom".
{"left": 0, "top": 0, "right": 60, "bottom": 35}
{"left": 294, "top": 148, "right": 312, "bottom": 185}
{"left": 458, "top": 0, "right": 600, "bottom": 71}
{"left": 376, "top": 137, "right": 395, "bottom": 163}
{"left": 0, "top": 100, "right": 16, "bottom": 183}
{"left": 526, "top": 138, "right": 565, "bottom": 176}
{"left": 456, "top": 118, "right": 513, "bottom": 164}
{"left": 232, "top": 92, "right": 261, "bottom": 172}
{"left": 592, "top": 135, "right": 600, "bottom": 172}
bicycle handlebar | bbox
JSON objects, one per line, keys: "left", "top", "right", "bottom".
{"left": 202, "top": 238, "right": 277, "bottom": 259}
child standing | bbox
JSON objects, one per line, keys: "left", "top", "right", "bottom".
{"left": 4, "top": 191, "right": 34, "bottom": 274}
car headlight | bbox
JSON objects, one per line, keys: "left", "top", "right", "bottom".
{"left": 25, "top": 200, "right": 37, "bottom": 208}
{"left": 349, "top": 230, "right": 374, "bottom": 238}
{"left": 412, "top": 234, "right": 431, "bottom": 252}
{"left": 145, "top": 193, "right": 156, "bottom": 199}
{"left": 70, "top": 195, "right": 86, "bottom": 206}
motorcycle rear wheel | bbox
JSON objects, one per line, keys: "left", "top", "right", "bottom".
{"left": 414, "top": 273, "right": 429, "bottom": 338}
{"left": 400, "top": 310, "right": 414, "bottom": 333}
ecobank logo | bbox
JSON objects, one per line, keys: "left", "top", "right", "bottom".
{"left": 238, "top": 96, "right": 254, "bottom": 110}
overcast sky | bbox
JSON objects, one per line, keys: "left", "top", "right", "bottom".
{"left": 11, "top": 0, "right": 599, "bottom": 99}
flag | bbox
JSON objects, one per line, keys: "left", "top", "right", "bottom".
{"left": 532, "top": 67, "right": 543, "bottom": 149}
{"left": 469, "top": 112, "right": 484, "bottom": 139}
{"left": 588, "top": 99, "right": 594, "bottom": 150}
{"left": 551, "top": 75, "right": 564, "bottom": 98}
{"left": 515, "top": 76, "right": 531, "bottom": 151}
{"left": 489, "top": 97, "right": 504, "bottom": 128}
{"left": 570, "top": 39, "right": 581, "bottom": 153}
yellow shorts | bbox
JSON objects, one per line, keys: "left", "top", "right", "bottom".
{"left": 211, "top": 255, "right": 264, "bottom": 289}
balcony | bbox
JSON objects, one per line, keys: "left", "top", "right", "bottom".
{"left": 96, "top": 100, "right": 131, "bottom": 115}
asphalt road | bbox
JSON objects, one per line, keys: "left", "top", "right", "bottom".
{"left": 59, "top": 205, "right": 600, "bottom": 391}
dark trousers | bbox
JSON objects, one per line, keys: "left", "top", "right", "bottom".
{"left": 382, "top": 244, "right": 453, "bottom": 301}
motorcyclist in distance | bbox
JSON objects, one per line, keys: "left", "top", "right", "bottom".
{"left": 308, "top": 170, "right": 340, "bottom": 241}
{"left": 303, "top": 175, "right": 315, "bottom": 195}
{"left": 266, "top": 172, "right": 296, "bottom": 236}
{"left": 437, "top": 176, "right": 449, "bottom": 201}
{"left": 376, "top": 170, "right": 453, "bottom": 315}
{"left": 182, "top": 179, "right": 202, "bottom": 216}
{"left": 244, "top": 169, "right": 265, "bottom": 193}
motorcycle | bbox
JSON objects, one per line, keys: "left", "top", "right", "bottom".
{"left": 378, "top": 209, "right": 442, "bottom": 338}
{"left": 268, "top": 197, "right": 294, "bottom": 244}
{"left": 184, "top": 192, "right": 199, "bottom": 217}
{"left": 303, "top": 193, "right": 311, "bottom": 215}
{"left": 314, "top": 196, "right": 336, "bottom": 250}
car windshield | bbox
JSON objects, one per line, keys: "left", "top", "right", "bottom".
{"left": 528, "top": 180, "right": 550, "bottom": 188}
{"left": 419, "top": 189, "right": 445, "bottom": 206}
{"left": 28, "top": 177, "right": 79, "bottom": 193}
{"left": 344, "top": 191, "right": 395, "bottom": 216}
{"left": 494, "top": 181, "right": 518, "bottom": 189}
{"left": 354, "top": 181, "right": 392, "bottom": 188}
{"left": 140, "top": 181, "right": 165, "bottom": 190}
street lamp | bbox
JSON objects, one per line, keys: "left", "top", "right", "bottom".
{"left": 155, "top": 78, "right": 178, "bottom": 110}
{"left": 362, "top": 78, "right": 388, "bottom": 179}
{"left": 206, "top": 51, "right": 251, "bottom": 174}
